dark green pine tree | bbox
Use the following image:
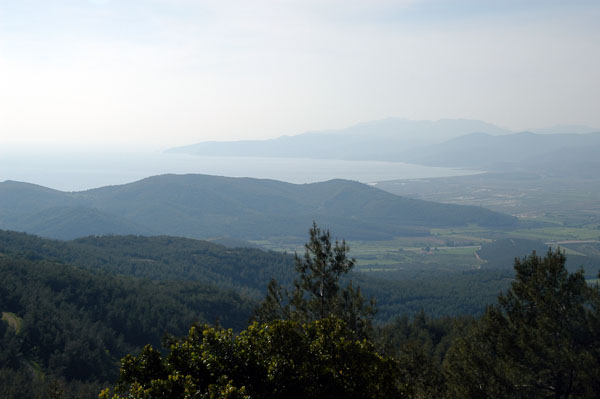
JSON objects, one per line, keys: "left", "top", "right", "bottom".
{"left": 444, "top": 249, "right": 600, "bottom": 399}
{"left": 254, "top": 222, "right": 375, "bottom": 339}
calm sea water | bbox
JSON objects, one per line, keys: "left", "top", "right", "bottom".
{"left": 0, "top": 151, "right": 478, "bottom": 192}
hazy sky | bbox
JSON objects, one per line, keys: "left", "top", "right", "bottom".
{"left": 1, "top": 0, "right": 599, "bottom": 150}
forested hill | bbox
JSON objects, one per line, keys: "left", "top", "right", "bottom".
{"left": 0, "top": 230, "right": 294, "bottom": 298}
{"left": 0, "top": 229, "right": 524, "bottom": 320}
{"left": 0, "top": 229, "right": 495, "bottom": 397}
{"left": 0, "top": 243, "right": 257, "bottom": 398}
{"left": 0, "top": 228, "right": 514, "bottom": 398}
{"left": 0, "top": 174, "right": 516, "bottom": 240}
{"left": 4, "top": 229, "right": 588, "bottom": 397}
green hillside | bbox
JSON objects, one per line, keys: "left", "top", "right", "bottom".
{"left": 0, "top": 230, "right": 294, "bottom": 297}
{"left": 0, "top": 174, "right": 517, "bottom": 241}
{"left": 1, "top": 229, "right": 598, "bottom": 397}
{"left": 0, "top": 229, "right": 525, "bottom": 321}
{"left": 0, "top": 254, "right": 254, "bottom": 398}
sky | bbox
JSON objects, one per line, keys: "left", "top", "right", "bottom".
{"left": 1, "top": 0, "right": 599, "bottom": 151}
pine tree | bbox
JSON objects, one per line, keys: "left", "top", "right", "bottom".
{"left": 254, "top": 222, "right": 375, "bottom": 338}
{"left": 444, "top": 249, "right": 600, "bottom": 398}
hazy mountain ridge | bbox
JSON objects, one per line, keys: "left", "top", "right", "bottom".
{"left": 165, "top": 119, "right": 599, "bottom": 176}
{"left": 401, "top": 131, "right": 600, "bottom": 176}
{"left": 166, "top": 118, "right": 512, "bottom": 161}
{"left": 0, "top": 174, "right": 516, "bottom": 241}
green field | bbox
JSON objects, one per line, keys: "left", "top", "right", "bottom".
{"left": 246, "top": 171, "right": 600, "bottom": 279}
{"left": 349, "top": 225, "right": 598, "bottom": 276}
{"left": 253, "top": 222, "right": 599, "bottom": 280}
{"left": 375, "top": 173, "right": 600, "bottom": 227}
{"left": 510, "top": 226, "right": 600, "bottom": 241}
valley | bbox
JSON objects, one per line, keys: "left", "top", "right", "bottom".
{"left": 3, "top": 0, "right": 600, "bottom": 395}
{"left": 2, "top": 123, "right": 600, "bottom": 398}
{"left": 248, "top": 169, "right": 600, "bottom": 283}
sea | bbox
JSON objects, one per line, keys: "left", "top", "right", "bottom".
{"left": 0, "top": 150, "right": 479, "bottom": 192}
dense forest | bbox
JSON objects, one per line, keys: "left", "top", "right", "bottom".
{"left": 0, "top": 230, "right": 293, "bottom": 298}
{"left": 0, "top": 255, "right": 254, "bottom": 397}
{"left": 1, "top": 227, "right": 599, "bottom": 397}
{"left": 0, "top": 230, "right": 534, "bottom": 320}
{"left": 104, "top": 225, "right": 600, "bottom": 398}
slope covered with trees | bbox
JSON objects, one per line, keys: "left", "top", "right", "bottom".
{"left": 105, "top": 241, "right": 600, "bottom": 398}
{"left": 104, "top": 223, "right": 395, "bottom": 398}
{"left": 0, "top": 174, "right": 517, "bottom": 240}
{"left": 0, "top": 229, "right": 521, "bottom": 319}
{"left": 0, "top": 254, "right": 254, "bottom": 398}
{"left": 444, "top": 250, "right": 600, "bottom": 398}
{"left": 0, "top": 230, "right": 294, "bottom": 298}
{"left": 1, "top": 224, "right": 599, "bottom": 398}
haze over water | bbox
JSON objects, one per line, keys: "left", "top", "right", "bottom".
{"left": 0, "top": 151, "right": 478, "bottom": 192}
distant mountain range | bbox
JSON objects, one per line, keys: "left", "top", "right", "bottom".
{"left": 166, "top": 118, "right": 512, "bottom": 161}
{"left": 0, "top": 174, "right": 516, "bottom": 241}
{"left": 400, "top": 132, "right": 600, "bottom": 176}
{"left": 166, "top": 118, "right": 599, "bottom": 171}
